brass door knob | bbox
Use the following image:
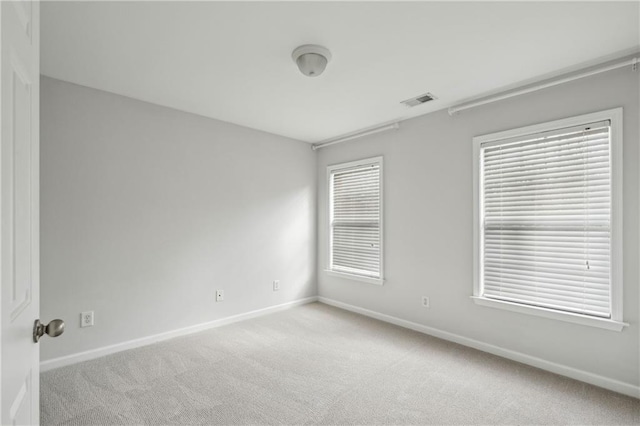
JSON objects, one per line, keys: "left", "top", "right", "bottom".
{"left": 33, "top": 319, "right": 65, "bottom": 343}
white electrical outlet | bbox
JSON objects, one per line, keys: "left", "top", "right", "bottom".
{"left": 216, "top": 290, "right": 224, "bottom": 302}
{"left": 273, "top": 280, "right": 280, "bottom": 291}
{"left": 81, "top": 311, "right": 94, "bottom": 327}
{"left": 421, "top": 296, "right": 430, "bottom": 308}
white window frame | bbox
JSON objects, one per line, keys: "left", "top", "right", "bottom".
{"left": 472, "top": 108, "right": 627, "bottom": 331}
{"left": 326, "top": 156, "right": 384, "bottom": 285}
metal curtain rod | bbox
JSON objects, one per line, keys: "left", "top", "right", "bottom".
{"left": 312, "top": 123, "right": 400, "bottom": 150}
{"left": 448, "top": 57, "right": 639, "bottom": 116}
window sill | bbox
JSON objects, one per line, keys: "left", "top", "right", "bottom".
{"left": 471, "top": 296, "right": 628, "bottom": 332}
{"left": 325, "top": 270, "right": 384, "bottom": 286}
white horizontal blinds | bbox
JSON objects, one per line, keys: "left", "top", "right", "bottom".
{"left": 331, "top": 162, "right": 381, "bottom": 278}
{"left": 481, "top": 121, "right": 612, "bottom": 318}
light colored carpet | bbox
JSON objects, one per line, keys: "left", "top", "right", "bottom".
{"left": 41, "top": 302, "right": 639, "bottom": 425}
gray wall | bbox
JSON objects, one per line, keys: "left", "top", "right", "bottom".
{"left": 42, "top": 68, "right": 639, "bottom": 388}
{"left": 317, "top": 68, "right": 640, "bottom": 387}
{"left": 40, "top": 76, "right": 317, "bottom": 361}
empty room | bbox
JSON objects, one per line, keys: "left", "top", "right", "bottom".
{"left": 0, "top": 1, "right": 639, "bottom": 425}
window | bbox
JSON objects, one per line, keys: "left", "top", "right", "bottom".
{"left": 327, "top": 157, "right": 383, "bottom": 285}
{"left": 473, "top": 109, "right": 625, "bottom": 331}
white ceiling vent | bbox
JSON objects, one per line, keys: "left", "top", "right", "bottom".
{"left": 401, "top": 92, "right": 437, "bottom": 107}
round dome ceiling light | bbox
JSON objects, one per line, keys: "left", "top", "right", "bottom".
{"left": 292, "top": 45, "right": 332, "bottom": 77}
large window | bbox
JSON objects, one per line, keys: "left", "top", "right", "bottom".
{"left": 327, "top": 157, "right": 383, "bottom": 285}
{"left": 473, "top": 109, "right": 625, "bottom": 331}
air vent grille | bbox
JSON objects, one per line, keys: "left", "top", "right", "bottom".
{"left": 401, "top": 92, "right": 437, "bottom": 107}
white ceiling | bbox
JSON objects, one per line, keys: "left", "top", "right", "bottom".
{"left": 42, "top": 1, "right": 639, "bottom": 143}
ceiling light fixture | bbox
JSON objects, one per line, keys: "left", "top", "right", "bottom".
{"left": 292, "top": 45, "right": 331, "bottom": 77}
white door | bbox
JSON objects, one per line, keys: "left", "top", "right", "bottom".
{"left": 1, "top": 1, "right": 41, "bottom": 425}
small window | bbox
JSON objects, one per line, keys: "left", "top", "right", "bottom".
{"left": 473, "top": 109, "right": 625, "bottom": 331}
{"left": 327, "top": 157, "right": 383, "bottom": 285}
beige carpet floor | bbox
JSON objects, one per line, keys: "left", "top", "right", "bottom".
{"left": 41, "top": 302, "right": 639, "bottom": 425}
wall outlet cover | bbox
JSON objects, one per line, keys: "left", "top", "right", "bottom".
{"left": 273, "top": 280, "right": 280, "bottom": 291}
{"left": 81, "top": 311, "right": 94, "bottom": 327}
{"left": 216, "top": 290, "right": 224, "bottom": 302}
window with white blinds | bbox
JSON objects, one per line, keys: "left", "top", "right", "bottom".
{"left": 473, "top": 110, "right": 623, "bottom": 327}
{"left": 328, "top": 157, "right": 383, "bottom": 283}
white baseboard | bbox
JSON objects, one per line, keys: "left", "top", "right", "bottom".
{"left": 41, "top": 294, "right": 639, "bottom": 399}
{"left": 41, "top": 296, "right": 318, "bottom": 372}
{"left": 318, "top": 296, "right": 640, "bottom": 399}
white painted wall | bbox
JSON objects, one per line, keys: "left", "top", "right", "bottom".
{"left": 317, "top": 67, "right": 640, "bottom": 387}
{"left": 40, "top": 76, "right": 317, "bottom": 361}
